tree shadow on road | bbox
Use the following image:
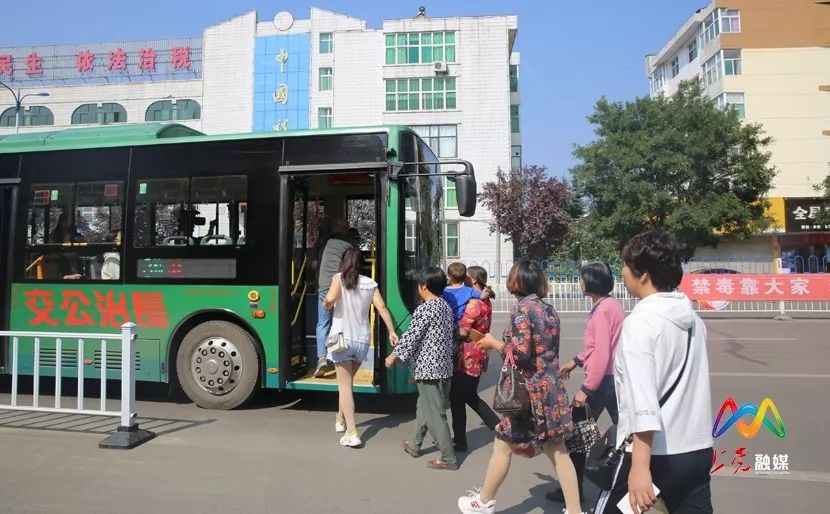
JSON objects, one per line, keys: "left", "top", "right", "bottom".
{"left": 724, "top": 339, "right": 769, "bottom": 366}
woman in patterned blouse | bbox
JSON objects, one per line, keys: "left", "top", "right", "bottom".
{"left": 457, "top": 259, "right": 583, "bottom": 514}
{"left": 450, "top": 266, "right": 500, "bottom": 452}
{"left": 386, "top": 267, "right": 458, "bottom": 470}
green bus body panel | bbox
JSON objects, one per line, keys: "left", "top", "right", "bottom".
{"left": 8, "top": 283, "right": 279, "bottom": 386}
{"left": 0, "top": 122, "right": 408, "bottom": 155}
{"left": 283, "top": 381, "right": 380, "bottom": 393}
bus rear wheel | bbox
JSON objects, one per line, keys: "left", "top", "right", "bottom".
{"left": 176, "top": 321, "right": 260, "bottom": 410}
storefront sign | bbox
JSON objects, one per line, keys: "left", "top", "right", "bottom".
{"left": 679, "top": 274, "right": 830, "bottom": 301}
{"left": 0, "top": 38, "right": 202, "bottom": 86}
{"left": 784, "top": 198, "right": 830, "bottom": 233}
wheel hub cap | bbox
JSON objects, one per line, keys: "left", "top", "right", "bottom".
{"left": 191, "top": 337, "right": 243, "bottom": 396}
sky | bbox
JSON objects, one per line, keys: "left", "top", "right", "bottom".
{"left": 1, "top": 0, "right": 709, "bottom": 177}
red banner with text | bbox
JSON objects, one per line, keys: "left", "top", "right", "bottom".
{"left": 679, "top": 274, "right": 830, "bottom": 302}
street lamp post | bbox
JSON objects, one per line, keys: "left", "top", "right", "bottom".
{"left": 0, "top": 80, "right": 50, "bottom": 134}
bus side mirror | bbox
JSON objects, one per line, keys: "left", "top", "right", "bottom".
{"left": 454, "top": 175, "right": 477, "bottom": 217}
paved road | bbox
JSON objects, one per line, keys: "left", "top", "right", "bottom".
{"left": 1, "top": 316, "right": 828, "bottom": 513}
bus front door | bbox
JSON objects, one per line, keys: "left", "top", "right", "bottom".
{"left": 279, "top": 175, "right": 309, "bottom": 384}
{"left": 0, "top": 180, "right": 19, "bottom": 369}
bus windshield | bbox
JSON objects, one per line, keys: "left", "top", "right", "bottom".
{"left": 399, "top": 132, "right": 443, "bottom": 311}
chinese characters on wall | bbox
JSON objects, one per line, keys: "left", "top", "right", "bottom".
{"left": 679, "top": 274, "right": 830, "bottom": 301}
{"left": 0, "top": 39, "right": 201, "bottom": 85}
{"left": 253, "top": 34, "right": 310, "bottom": 133}
{"left": 785, "top": 198, "right": 830, "bottom": 232}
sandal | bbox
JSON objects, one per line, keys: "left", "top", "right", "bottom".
{"left": 401, "top": 439, "right": 421, "bottom": 458}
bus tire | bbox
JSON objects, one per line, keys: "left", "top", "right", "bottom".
{"left": 175, "top": 320, "right": 260, "bottom": 410}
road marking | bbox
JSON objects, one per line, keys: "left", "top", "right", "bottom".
{"left": 563, "top": 337, "right": 800, "bottom": 342}
{"left": 710, "top": 372, "right": 830, "bottom": 379}
{"left": 708, "top": 337, "right": 798, "bottom": 341}
{"left": 713, "top": 470, "right": 830, "bottom": 483}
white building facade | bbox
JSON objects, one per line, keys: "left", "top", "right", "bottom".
{"left": 0, "top": 7, "right": 519, "bottom": 278}
{"left": 645, "top": 1, "right": 830, "bottom": 272}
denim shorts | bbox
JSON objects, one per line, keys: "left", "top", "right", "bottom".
{"left": 327, "top": 338, "right": 370, "bottom": 364}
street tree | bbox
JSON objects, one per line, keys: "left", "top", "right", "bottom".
{"left": 813, "top": 173, "right": 830, "bottom": 226}
{"left": 571, "top": 81, "right": 777, "bottom": 259}
{"left": 479, "top": 165, "right": 572, "bottom": 261}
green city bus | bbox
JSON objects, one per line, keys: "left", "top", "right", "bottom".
{"left": 0, "top": 123, "right": 476, "bottom": 409}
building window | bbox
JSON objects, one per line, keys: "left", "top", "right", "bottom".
{"left": 318, "top": 107, "right": 332, "bottom": 128}
{"left": 0, "top": 105, "right": 54, "bottom": 127}
{"left": 670, "top": 56, "right": 680, "bottom": 78}
{"left": 411, "top": 125, "right": 457, "bottom": 158}
{"left": 145, "top": 99, "right": 201, "bottom": 122}
{"left": 650, "top": 65, "right": 666, "bottom": 94}
{"left": 688, "top": 39, "right": 698, "bottom": 62}
{"left": 720, "top": 9, "right": 741, "bottom": 33}
{"left": 715, "top": 92, "right": 746, "bottom": 119}
{"left": 319, "top": 33, "right": 333, "bottom": 54}
{"left": 319, "top": 67, "right": 332, "bottom": 91}
{"left": 510, "top": 64, "right": 519, "bottom": 92}
{"left": 702, "top": 52, "right": 722, "bottom": 87}
{"left": 511, "top": 145, "right": 522, "bottom": 170}
{"left": 404, "top": 221, "right": 416, "bottom": 252}
{"left": 443, "top": 177, "right": 458, "bottom": 209}
{"left": 385, "top": 77, "right": 457, "bottom": 111}
{"left": 701, "top": 8, "right": 741, "bottom": 46}
{"left": 71, "top": 103, "right": 127, "bottom": 125}
{"left": 723, "top": 49, "right": 742, "bottom": 75}
{"left": 510, "top": 105, "right": 520, "bottom": 133}
{"left": 444, "top": 222, "right": 459, "bottom": 258}
{"left": 385, "top": 31, "right": 456, "bottom": 65}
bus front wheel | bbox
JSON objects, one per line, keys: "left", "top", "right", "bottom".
{"left": 175, "top": 321, "right": 260, "bottom": 410}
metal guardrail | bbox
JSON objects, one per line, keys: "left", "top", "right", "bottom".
{"left": 0, "top": 322, "right": 155, "bottom": 449}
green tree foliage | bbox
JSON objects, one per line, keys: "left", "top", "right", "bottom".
{"left": 813, "top": 173, "right": 830, "bottom": 226}
{"left": 571, "top": 81, "right": 777, "bottom": 259}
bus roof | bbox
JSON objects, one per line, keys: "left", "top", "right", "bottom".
{"left": 0, "top": 123, "right": 404, "bottom": 154}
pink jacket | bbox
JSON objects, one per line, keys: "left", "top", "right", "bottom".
{"left": 574, "top": 297, "right": 625, "bottom": 395}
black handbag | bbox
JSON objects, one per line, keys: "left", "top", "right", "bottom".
{"left": 584, "top": 328, "right": 693, "bottom": 491}
{"left": 565, "top": 404, "right": 602, "bottom": 454}
{"left": 492, "top": 345, "right": 531, "bottom": 416}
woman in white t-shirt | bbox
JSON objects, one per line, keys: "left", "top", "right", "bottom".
{"left": 323, "top": 248, "right": 398, "bottom": 448}
{"left": 595, "top": 231, "right": 713, "bottom": 514}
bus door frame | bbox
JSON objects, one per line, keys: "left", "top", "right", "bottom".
{"left": 0, "top": 178, "right": 21, "bottom": 369}
{"left": 277, "top": 162, "right": 390, "bottom": 388}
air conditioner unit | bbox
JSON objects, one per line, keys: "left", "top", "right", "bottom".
{"left": 434, "top": 61, "right": 449, "bottom": 74}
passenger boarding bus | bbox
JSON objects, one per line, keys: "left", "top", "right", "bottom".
{"left": 0, "top": 123, "right": 476, "bottom": 409}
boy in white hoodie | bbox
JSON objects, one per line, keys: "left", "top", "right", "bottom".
{"left": 595, "top": 231, "right": 713, "bottom": 514}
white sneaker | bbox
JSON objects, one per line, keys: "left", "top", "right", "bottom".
{"left": 335, "top": 418, "right": 346, "bottom": 433}
{"left": 339, "top": 432, "right": 362, "bottom": 448}
{"left": 457, "top": 489, "right": 495, "bottom": 514}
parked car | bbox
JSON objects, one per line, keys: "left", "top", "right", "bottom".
{"left": 689, "top": 268, "right": 740, "bottom": 274}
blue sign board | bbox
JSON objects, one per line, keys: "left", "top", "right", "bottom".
{"left": 253, "top": 34, "right": 310, "bottom": 132}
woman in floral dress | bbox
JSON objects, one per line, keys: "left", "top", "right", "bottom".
{"left": 457, "top": 259, "right": 583, "bottom": 514}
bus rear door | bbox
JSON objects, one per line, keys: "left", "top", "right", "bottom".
{"left": 278, "top": 175, "right": 309, "bottom": 384}
{"left": 0, "top": 179, "right": 20, "bottom": 368}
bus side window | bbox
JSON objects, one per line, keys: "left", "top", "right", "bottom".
{"left": 191, "top": 175, "right": 247, "bottom": 246}
{"left": 24, "top": 181, "right": 124, "bottom": 281}
{"left": 133, "top": 178, "right": 190, "bottom": 248}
